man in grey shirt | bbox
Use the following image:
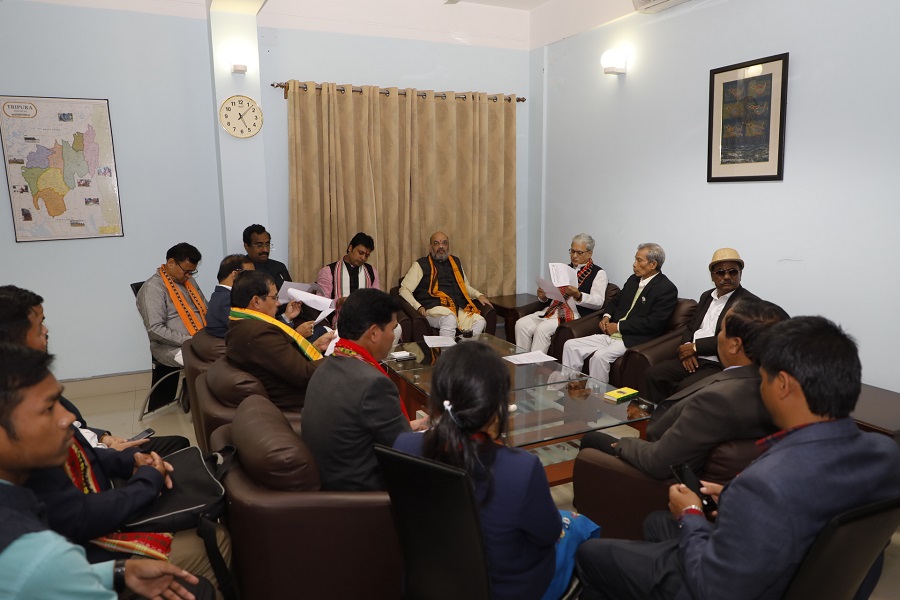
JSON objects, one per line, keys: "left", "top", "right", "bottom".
{"left": 136, "top": 242, "right": 207, "bottom": 368}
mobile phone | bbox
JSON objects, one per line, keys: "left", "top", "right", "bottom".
{"left": 128, "top": 428, "right": 155, "bottom": 442}
{"left": 670, "top": 463, "right": 717, "bottom": 517}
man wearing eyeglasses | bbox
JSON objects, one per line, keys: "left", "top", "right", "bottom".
{"left": 514, "top": 233, "right": 608, "bottom": 353}
{"left": 641, "top": 248, "right": 757, "bottom": 409}
{"left": 136, "top": 242, "right": 207, "bottom": 369}
{"left": 243, "top": 224, "right": 291, "bottom": 290}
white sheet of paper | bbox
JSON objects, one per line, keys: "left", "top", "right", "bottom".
{"left": 313, "top": 307, "right": 335, "bottom": 325}
{"left": 536, "top": 277, "right": 566, "bottom": 302}
{"left": 549, "top": 263, "right": 578, "bottom": 287}
{"left": 324, "top": 331, "right": 339, "bottom": 356}
{"left": 423, "top": 335, "right": 456, "bottom": 348}
{"left": 277, "top": 281, "right": 322, "bottom": 304}
{"left": 502, "top": 351, "right": 556, "bottom": 365}
{"left": 286, "top": 288, "right": 336, "bottom": 312}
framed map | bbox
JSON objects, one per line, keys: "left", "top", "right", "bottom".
{"left": 0, "top": 96, "right": 124, "bottom": 241}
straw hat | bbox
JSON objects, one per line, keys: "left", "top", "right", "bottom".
{"left": 709, "top": 248, "right": 744, "bottom": 271}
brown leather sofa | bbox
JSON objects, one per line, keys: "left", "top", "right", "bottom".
{"left": 196, "top": 358, "right": 300, "bottom": 451}
{"left": 572, "top": 439, "right": 762, "bottom": 540}
{"left": 390, "top": 283, "right": 497, "bottom": 341}
{"left": 182, "top": 333, "right": 225, "bottom": 449}
{"left": 209, "top": 396, "right": 402, "bottom": 600}
{"left": 509, "top": 283, "right": 621, "bottom": 360}
{"left": 553, "top": 297, "right": 698, "bottom": 390}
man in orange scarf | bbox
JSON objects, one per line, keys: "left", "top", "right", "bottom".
{"left": 399, "top": 231, "right": 492, "bottom": 337}
{"left": 136, "top": 242, "right": 207, "bottom": 368}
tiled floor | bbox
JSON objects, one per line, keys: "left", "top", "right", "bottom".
{"left": 68, "top": 371, "right": 900, "bottom": 599}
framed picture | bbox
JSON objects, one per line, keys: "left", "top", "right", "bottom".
{"left": 707, "top": 53, "right": 789, "bottom": 182}
{"left": 0, "top": 95, "right": 124, "bottom": 241}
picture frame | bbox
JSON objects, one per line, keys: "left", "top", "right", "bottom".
{"left": 0, "top": 95, "right": 124, "bottom": 241}
{"left": 707, "top": 53, "right": 789, "bottom": 182}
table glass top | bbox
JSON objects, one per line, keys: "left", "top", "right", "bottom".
{"left": 383, "top": 334, "right": 655, "bottom": 451}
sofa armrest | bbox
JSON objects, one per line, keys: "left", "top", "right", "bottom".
{"left": 549, "top": 312, "right": 603, "bottom": 361}
{"left": 511, "top": 301, "right": 545, "bottom": 322}
{"left": 572, "top": 448, "right": 670, "bottom": 540}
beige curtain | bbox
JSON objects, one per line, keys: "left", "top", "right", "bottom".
{"left": 286, "top": 81, "right": 516, "bottom": 297}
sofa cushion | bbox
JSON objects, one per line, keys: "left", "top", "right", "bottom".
{"left": 232, "top": 395, "right": 321, "bottom": 491}
{"left": 207, "top": 357, "right": 267, "bottom": 407}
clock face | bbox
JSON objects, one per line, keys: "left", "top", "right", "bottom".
{"left": 219, "top": 95, "right": 263, "bottom": 138}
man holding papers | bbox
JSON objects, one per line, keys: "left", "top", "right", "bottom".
{"left": 515, "top": 233, "right": 608, "bottom": 353}
{"left": 224, "top": 271, "right": 334, "bottom": 410}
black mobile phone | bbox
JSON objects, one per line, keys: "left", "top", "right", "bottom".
{"left": 670, "top": 463, "right": 717, "bottom": 517}
{"left": 128, "top": 428, "right": 155, "bottom": 442}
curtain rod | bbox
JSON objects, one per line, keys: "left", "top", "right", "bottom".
{"left": 271, "top": 82, "right": 525, "bottom": 103}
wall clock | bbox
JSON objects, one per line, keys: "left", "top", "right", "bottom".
{"left": 219, "top": 95, "right": 263, "bottom": 138}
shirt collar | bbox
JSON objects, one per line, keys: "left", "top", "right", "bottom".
{"left": 756, "top": 419, "right": 836, "bottom": 449}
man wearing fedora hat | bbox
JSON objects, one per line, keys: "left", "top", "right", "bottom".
{"left": 641, "top": 248, "right": 757, "bottom": 409}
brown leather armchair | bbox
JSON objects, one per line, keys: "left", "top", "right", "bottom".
{"left": 209, "top": 396, "right": 402, "bottom": 600}
{"left": 181, "top": 335, "right": 223, "bottom": 449}
{"left": 554, "top": 297, "right": 698, "bottom": 390}
{"left": 390, "top": 283, "right": 497, "bottom": 341}
{"left": 572, "top": 439, "right": 762, "bottom": 540}
{"left": 509, "top": 283, "right": 621, "bottom": 360}
{"left": 196, "top": 358, "right": 300, "bottom": 451}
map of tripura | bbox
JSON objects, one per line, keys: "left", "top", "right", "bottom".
{"left": 22, "top": 126, "right": 99, "bottom": 217}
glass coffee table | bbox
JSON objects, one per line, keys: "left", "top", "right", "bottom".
{"left": 384, "top": 334, "right": 655, "bottom": 485}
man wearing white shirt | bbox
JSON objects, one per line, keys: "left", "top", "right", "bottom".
{"left": 561, "top": 243, "right": 677, "bottom": 383}
{"left": 515, "top": 233, "right": 608, "bottom": 353}
{"left": 641, "top": 248, "right": 757, "bottom": 407}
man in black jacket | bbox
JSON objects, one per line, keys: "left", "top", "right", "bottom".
{"left": 561, "top": 243, "right": 677, "bottom": 383}
{"left": 641, "top": 248, "right": 758, "bottom": 404}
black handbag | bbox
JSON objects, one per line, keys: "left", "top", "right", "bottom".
{"left": 123, "top": 445, "right": 237, "bottom": 600}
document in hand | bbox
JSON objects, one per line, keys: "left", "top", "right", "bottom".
{"left": 548, "top": 263, "right": 578, "bottom": 287}
{"left": 536, "top": 277, "right": 566, "bottom": 302}
{"left": 286, "top": 288, "right": 336, "bottom": 312}
{"left": 277, "top": 281, "right": 324, "bottom": 305}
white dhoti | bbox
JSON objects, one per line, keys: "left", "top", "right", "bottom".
{"left": 424, "top": 306, "right": 486, "bottom": 337}
{"left": 561, "top": 334, "right": 626, "bottom": 383}
{"left": 515, "top": 311, "right": 560, "bottom": 353}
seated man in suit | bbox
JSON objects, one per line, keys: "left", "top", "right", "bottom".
{"left": 136, "top": 242, "right": 207, "bottom": 369}
{"left": 515, "top": 233, "right": 608, "bottom": 353}
{"left": 316, "top": 231, "right": 401, "bottom": 344}
{"left": 641, "top": 248, "right": 757, "bottom": 405}
{"left": 399, "top": 231, "right": 493, "bottom": 337}
{"left": 225, "top": 270, "right": 334, "bottom": 411}
{"left": 303, "top": 288, "right": 425, "bottom": 491}
{"left": 562, "top": 243, "right": 677, "bottom": 383}
{"left": 576, "top": 316, "right": 900, "bottom": 600}
{"left": 243, "top": 224, "right": 291, "bottom": 289}
{"left": 581, "top": 298, "right": 788, "bottom": 479}
{"left": 0, "top": 343, "right": 211, "bottom": 600}
{"left": 0, "top": 285, "right": 188, "bottom": 457}
{"left": 204, "top": 254, "right": 254, "bottom": 339}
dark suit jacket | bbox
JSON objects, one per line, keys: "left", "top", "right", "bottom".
{"left": 225, "top": 318, "right": 320, "bottom": 411}
{"left": 675, "top": 418, "right": 900, "bottom": 600}
{"left": 302, "top": 355, "right": 411, "bottom": 491}
{"left": 606, "top": 273, "right": 678, "bottom": 347}
{"left": 616, "top": 365, "right": 775, "bottom": 479}
{"left": 680, "top": 286, "right": 757, "bottom": 356}
{"left": 205, "top": 284, "right": 231, "bottom": 338}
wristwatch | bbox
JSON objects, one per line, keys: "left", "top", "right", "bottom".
{"left": 113, "top": 559, "right": 126, "bottom": 592}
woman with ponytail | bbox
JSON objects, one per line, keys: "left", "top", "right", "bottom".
{"left": 393, "top": 342, "right": 561, "bottom": 600}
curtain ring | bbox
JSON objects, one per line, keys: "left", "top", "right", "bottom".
{"left": 340, "top": 87, "right": 346, "bottom": 94}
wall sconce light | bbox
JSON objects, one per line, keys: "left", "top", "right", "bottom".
{"left": 600, "top": 48, "right": 628, "bottom": 75}
{"left": 232, "top": 64, "right": 248, "bottom": 75}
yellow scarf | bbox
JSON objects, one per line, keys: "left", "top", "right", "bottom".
{"left": 427, "top": 255, "right": 480, "bottom": 315}
{"left": 158, "top": 266, "right": 207, "bottom": 335}
{"left": 229, "top": 307, "right": 322, "bottom": 361}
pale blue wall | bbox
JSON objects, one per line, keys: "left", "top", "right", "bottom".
{"left": 539, "top": 0, "right": 900, "bottom": 390}
{"left": 0, "top": 1, "right": 224, "bottom": 380}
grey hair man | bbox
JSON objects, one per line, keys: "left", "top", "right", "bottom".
{"left": 515, "top": 233, "right": 609, "bottom": 353}
{"left": 561, "top": 243, "right": 678, "bottom": 383}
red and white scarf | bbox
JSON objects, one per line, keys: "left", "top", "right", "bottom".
{"left": 542, "top": 259, "right": 594, "bottom": 323}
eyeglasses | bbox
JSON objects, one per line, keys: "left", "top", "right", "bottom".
{"left": 713, "top": 268, "right": 741, "bottom": 277}
{"left": 569, "top": 249, "right": 590, "bottom": 256}
{"left": 251, "top": 242, "right": 273, "bottom": 250}
{"left": 175, "top": 262, "right": 198, "bottom": 276}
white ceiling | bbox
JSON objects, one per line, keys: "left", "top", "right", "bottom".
{"left": 452, "top": 0, "right": 552, "bottom": 10}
